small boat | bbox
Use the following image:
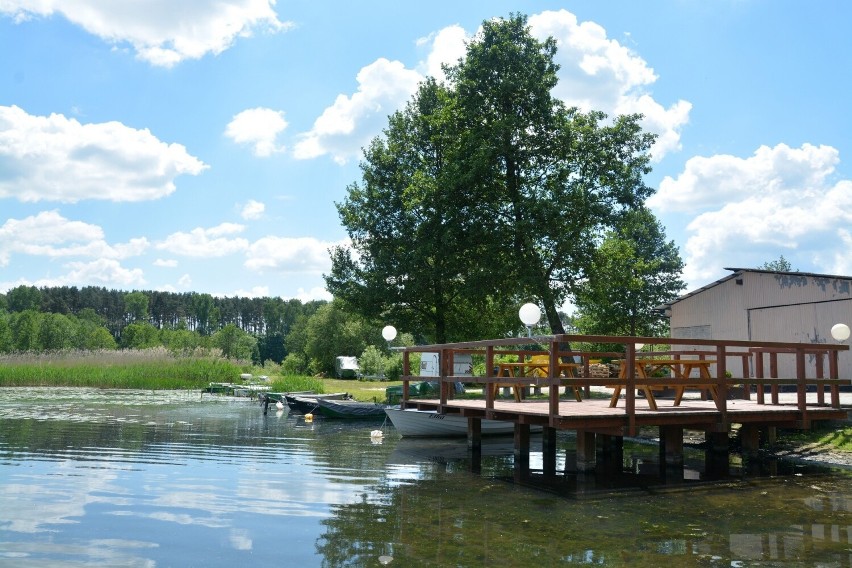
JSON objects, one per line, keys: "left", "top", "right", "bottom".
{"left": 384, "top": 407, "right": 543, "bottom": 437}
{"left": 315, "top": 398, "right": 389, "bottom": 419}
{"left": 285, "top": 392, "right": 352, "bottom": 413}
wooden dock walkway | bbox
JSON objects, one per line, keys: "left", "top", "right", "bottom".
{"left": 397, "top": 334, "right": 850, "bottom": 471}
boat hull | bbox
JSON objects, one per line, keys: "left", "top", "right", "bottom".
{"left": 284, "top": 392, "right": 351, "bottom": 413}
{"left": 315, "top": 398, "right": 388, "bottom": 419}
{"left": 385, "top": 407, "right": 542, "bottom": 437}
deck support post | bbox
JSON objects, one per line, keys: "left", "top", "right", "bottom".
{"left": 659, "top": 425, "right": 684, "bottom": 467}
{"left": 467, "top": 418, "right": 482, "bottom": 450}
{"left": 542, "top": 427, "right": 558, "bottom": 475}
{"left": 740, "top": 424, "right": 761, "bottom": 456}
{"left": 576, "top": 430, "right": 596, "bottom": 472}
{"left": 764, "top": 426, "right": 777, "bottom": 445}
{"left": 514, "top": 423, "right": 531, "bottom": 458}
{"left": 705, "top": 431, "right": 730, "bottom": 478}
{"left": 597, "top": 434, "right": 624, "bottom": 475}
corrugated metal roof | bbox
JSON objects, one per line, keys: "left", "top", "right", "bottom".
{"left": 656, "top": 268, "right": 852, "bottom": 312}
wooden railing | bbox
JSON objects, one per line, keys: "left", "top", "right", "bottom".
{"left": 397, "top": 335, "right": 850, "bottom": 430}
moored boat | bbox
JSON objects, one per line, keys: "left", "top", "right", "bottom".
{"left": 384, "top": 407, "right": 543, "bottom": 437}
{"left": 315, "top": 398, "right": 389, "bottom": 419}
{"left": 285, "top": 392, "right": 352, "bottom": 413}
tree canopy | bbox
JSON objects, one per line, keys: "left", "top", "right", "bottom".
{"left": 327, "top": 13, "right": 660, "bottom": 341}
{"left": 572, "top": 208, "right": 685, "bottom": 337}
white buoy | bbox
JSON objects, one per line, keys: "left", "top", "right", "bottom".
{"left": 305, "top": 413, "right": 313, "bottom": 423}
{"left": 370, "top": 430, "right": 383, "bottom": 438}
{"left": 276, "top": 401, "right": 284, "bottom": 410}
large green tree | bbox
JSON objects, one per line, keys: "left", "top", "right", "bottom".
{"left": 327, "top": 14, "right": 657, "bottom": 341}
{"left": 327, "top": 78, "right": 516, "bottom": 343}
{"left": 448, "top": 14, "right": 656, "bottom": 333}
{"left": 573, "top": 208, "right": 685, "bottom": 337}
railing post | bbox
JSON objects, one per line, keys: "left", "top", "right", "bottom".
{"left": 815, "top": 349, "right": 825, "bottom": 406}
{"left": 770, "top": 352, "right": 779, "bottom": 404}
{"left": 549, "top": 339, "right": 559, "bottom": 424}
{"left": 485, "top": 345, "right": 495, "bottom": 411}
{"left": 829, "top": 348, "right": 841, "bottom": 408}
{"left": 754, "top": 349, "right": 765, "bottom": 404}
{"left": 740, "top": 353, "right": 751, "bottom": 400}
{"left": 626, "top": 343, "right": 636, "bottom": 436}
{"left": 402, "top": 350, "right": 410, "bottom": 406}
{"left": 439, "top": 348, "right": 449, "bottom": 407}
{"left": 715, "top": 345, "right": 728, "bottom": 424}
{"left": 796, "top": 347, "right": 808, "bottom": 427}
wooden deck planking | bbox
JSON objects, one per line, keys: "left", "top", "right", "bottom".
{"left": 406, "top": 396, "right": 848, "bottom": 434}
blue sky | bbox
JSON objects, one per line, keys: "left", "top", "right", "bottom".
{"left": 1, "top": 1, "right": 850, "bottom": 308}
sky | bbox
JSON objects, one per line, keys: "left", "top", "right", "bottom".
{"left": 1, "top": 0, "right": 851, "bottom": 309}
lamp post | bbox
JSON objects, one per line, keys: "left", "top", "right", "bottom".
{"left": 380, "top": 325, "right": 397, "bottom": 378}
{"left": 519, "top": 303, "right": 542, "bottom": 396}
{"left": 518, "top": 303, "right": 541, "bottom": 338}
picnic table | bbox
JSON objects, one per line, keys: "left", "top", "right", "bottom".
{"left": 494, "top": 360, "right": 583, "bottom": 402}
{"left": 609, "top": 358, "right": 717, "bottom": 410}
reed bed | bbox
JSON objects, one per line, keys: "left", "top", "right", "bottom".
{"left": 0, "top": 348, "right": 245, "bottom": 390}
{"left": 269, "top": 376, "right": 327, "bottom": 394}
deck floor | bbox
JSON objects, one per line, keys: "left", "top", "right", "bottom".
{"left": 408, "top": 393, "right": 849, "bottom": 433}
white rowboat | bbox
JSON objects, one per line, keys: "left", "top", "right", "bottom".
{"left": 385, "top": 407, "right": 542, "bottom": 437}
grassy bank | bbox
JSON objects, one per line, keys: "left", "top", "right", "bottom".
{"left": 269, "top": 376, "right": 403, "bottom": 402}
{"left": 0, "top": 349, "right": 246, "bottom": 390}
{"left": 779, "top": 423, "right": 852, "bottom": 452}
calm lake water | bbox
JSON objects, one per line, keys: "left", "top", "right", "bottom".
{"left": 2, "top": 388, "right": 852, "bottom": 567}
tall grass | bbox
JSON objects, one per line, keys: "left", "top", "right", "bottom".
{"left": 0, "top": 348, "right": 245, "bottom": 389}
{"left": 269, "top": 376, "right": 326, "bottom": 394}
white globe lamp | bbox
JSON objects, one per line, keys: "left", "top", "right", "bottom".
{"left": 519, "top": 303, "right": 541, "bottom": 338}
{"left": 831, "top": 323, "right": 850, "bottom": 342}
{"left": 382, "top": 325, "right": 397, "bottom": 342}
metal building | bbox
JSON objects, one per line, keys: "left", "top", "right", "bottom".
{"left": 659, "top": 268, "right": 852, "bottom": 379}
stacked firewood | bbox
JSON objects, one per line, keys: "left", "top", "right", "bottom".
{"left": 588, "top": 363, "right": 611, "bottom": 378}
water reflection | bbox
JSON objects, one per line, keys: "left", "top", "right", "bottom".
{"left": 1, "top": 388, "right": 852, "bottom": 566}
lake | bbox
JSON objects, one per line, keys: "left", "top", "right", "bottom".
{"left": 2, "top": 387, "right": 852, "bottom": 567}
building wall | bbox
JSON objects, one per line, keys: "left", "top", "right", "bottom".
{"left": 670, "top": 271, "right": 852, "bottom": 379}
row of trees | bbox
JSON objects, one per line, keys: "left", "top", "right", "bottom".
{"left": 1, "top": 285, "right": 315, "bottom": 338}
{"left": 0, "top": 308, "right": 266, "bottom": 363}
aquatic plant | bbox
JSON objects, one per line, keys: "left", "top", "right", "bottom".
{"left": 0, "top": 347, "right": 243, "bottom": 389}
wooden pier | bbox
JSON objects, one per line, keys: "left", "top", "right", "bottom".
{"left": 398, "top": 335, "right": 850, "bottom": 471}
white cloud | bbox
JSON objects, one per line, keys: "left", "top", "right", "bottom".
{"left": 157, "top": 223, "right": 249, "bottom": 257}
{"left": 294, "top": 10, "right": 688, "bottom": 166}
{"left": 63, "top": 258, "right": 146, "bottom": 287}
{"left": 0, "top": 0, "right": 291, "bottom": 67}
{"left": 292, "top": 58, "right": 423, "bottom": 164}
{"left": 229, "top": 285, "right": 271, "bottom": 298}
{"left": 24, "top": 258, "right": 147, "bottom": 289}
{"left": 528, "top": 9, "right": 690, "bottom": 160}
{"left": 177, "top": 273, "right": 192, "bottom": 288}
{"left": 293, "top": 286, "right": 333, "bottom": 303}
{"left": 240, "top": 199, "right": 266, "bottom": 220}
{"left": 0, "top": 106, "right": 207, "bottom": 203}
{"left": 0, "top": 210, "right": 148, "bottom": 267}
{"left": 244, "top": 236, "right": 340, "bottom": 273}
{"left": 225, "top": 108, "right": 288, "bottom": 157}
{"left": 154, "top": 258, "right": 178, "bottom": 267}
{"left": 417, "top": 24, "right": 468, "bottom": 80}
{"left": 648, "top": 143, "right": 852, "bottom": 285}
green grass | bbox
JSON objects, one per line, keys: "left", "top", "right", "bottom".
{"left": 0, "top": 348, "right": 245, "bottom": 390}
{"left": 779, "top": 423, "right": 852, "bottom": 452}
